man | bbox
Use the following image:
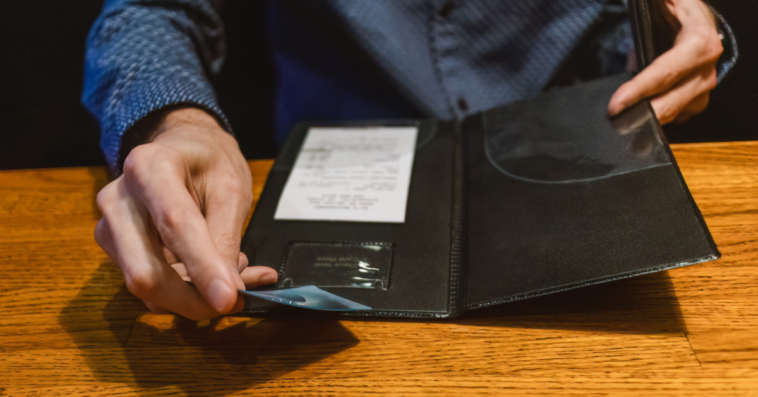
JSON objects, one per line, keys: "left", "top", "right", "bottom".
{"left": 83, "top": 0, "right": 733, "bottom": 320}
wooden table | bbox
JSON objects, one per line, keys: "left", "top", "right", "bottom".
{"left": 1, "top": 142, "right": 757, "bottom": 396}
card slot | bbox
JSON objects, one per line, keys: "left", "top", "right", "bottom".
{"left": 278, "top": 241, "right": 394, "bottom": 290}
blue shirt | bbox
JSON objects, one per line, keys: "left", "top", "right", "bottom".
{"left": 82, "top": 0, "right": 735, "bottom": 173}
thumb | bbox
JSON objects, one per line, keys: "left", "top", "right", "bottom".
{"left": 204, "top": 175, "right": 278, "bottom": 290}
{"left": 126, "top": 151, "right": 242, "bottom": 313}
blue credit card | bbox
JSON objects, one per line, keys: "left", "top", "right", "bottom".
{"left": 238, "top": 286, "right": 372, "bottom": 311}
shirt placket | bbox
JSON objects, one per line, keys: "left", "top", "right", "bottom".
{"left": 429, "top": 0, "right": 469, "bottom": 120}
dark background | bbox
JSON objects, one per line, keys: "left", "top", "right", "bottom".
{"left": 0, "top": 1, "right": 755, "bottom": 170}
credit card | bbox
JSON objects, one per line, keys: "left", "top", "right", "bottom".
{"left": 238, "top": 285, "right": 371, "bottom": 311}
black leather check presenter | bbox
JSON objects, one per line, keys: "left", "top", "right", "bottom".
{"left": 238, "top": 1, "right": 719, "bottom": 317}
{"left": 239, "top": 73, "right": 718, "bottom": 317}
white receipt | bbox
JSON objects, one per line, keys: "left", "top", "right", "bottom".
{"left": 274, "top": 126, "right": 418, "bottom": 223}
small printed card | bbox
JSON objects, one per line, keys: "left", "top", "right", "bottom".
{"left": 274, "top": 126, "right": 418, "bottom": 223}
{"left": 238, "top": 286, "right": 372, "bottom": 311}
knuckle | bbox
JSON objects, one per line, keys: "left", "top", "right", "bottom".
{"left": 96, "top": 182, "right": 118, "bottom": 214}
{"left": 123, "top": 145, "right": 180, "bottom": 186}
{"left": 123, "top": 268, "right": 160, "bottom": 299}
{"left": 155, "top": 207, "right": 190, "bottom": 238}
{"left": 690, "top": 30, "right": 710, "bottom": 46}
{"left": 688, "top": 31, "right": 723, "bottom": 63}
{"left": 122, "top": 145, "right": 155, "bottom": 177}
{"left": 656, "top": 103, "right": 677, "bottom": 125}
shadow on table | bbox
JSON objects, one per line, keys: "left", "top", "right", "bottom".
{"left": 59, "top": 261, "right": 685, "bottom": 393}
{"left": 59, "top": 262, "right": 359, "bottom": 395}
{"left": 453, "top": 270, "right": 687, "bottom": 333}
{"left": 338, "top": 270, "right": 687, "bottom": 334}
{"left": 260, "top": 270, "right": 687, "bottom": 335}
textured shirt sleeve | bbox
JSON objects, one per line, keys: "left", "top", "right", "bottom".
{"left": 82, "top": 0, "right": 231, "bottom": 174}
{"left": 710, "top": 6, "right": 738, "bottom": 84}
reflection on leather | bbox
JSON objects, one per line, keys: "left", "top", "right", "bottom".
{"left": 483, "top": 74, "right": 671, "bottom": 184}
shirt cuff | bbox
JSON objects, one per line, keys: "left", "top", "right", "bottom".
{"left": 99, "top": 74, "right": 232, "bottom": 176}
{"left": 710, "top": 6, "right": 738, "bottom": 84}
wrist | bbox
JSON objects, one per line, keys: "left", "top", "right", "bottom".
{"left": 150, "top": 107, "right": 226, "bottom": 142}
{"left": 117, "top": 106, "right": 230, "bottom": 173}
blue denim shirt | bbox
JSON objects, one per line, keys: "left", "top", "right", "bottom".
{"left": 82, "top": 0, "right": 735, "bottom": 173}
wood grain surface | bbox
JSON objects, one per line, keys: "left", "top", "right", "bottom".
{"left": 1, "top": 142, "right": 757, "bottom": 396}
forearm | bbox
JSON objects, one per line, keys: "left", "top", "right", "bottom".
{"left": 82, "top": 0, "right": 231, "bottom": 175}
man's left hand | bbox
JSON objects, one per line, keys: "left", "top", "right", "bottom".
{"left": 608, "top": 0, "right": 723, "bottom": 125}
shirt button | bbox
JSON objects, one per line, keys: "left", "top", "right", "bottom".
{"left": 439, "top": 2, "right": 455, "bottom": 18}
{"left": 457, "top": 98, "right": 469, "bottom": 112}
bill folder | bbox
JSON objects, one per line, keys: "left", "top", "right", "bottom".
{"left": 240, "top": 74, "right": 719, "bottom": 318}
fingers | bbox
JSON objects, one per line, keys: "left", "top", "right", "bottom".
{"left": 170, "top": 262, "right": 191, "bottom": 282}
{"left": 163, "top": 245, "right": 179, "bottom": 265}
{"left": 237, "top": 252, "right": 249, "bottom": 273}
{"left": 170, "top": 252, "right": 250, "bottom": 282}
{"left": 241, "top": 266, "right": 279, "bottom": 288}
{"left": 649, "top": 65, "right": 716, "bottom": 125}
{"left": 123, "top": 145, "right": 242, "bottom": 313}
{"left": 609, "top": 37, "right": 720, "bottom": 117}
{"left": 609, "top": 46, "right": 703, "bottom": 115}
{"left": 171, "top": 251, "right": 279, "bottom": 290}
{"left": 608, "top": 0, "right": 723, "bottom": 118}
{"left": 673, "top": 91, "right": 710, "bottom": 125}
{"left": 203, "top": 169, "right": 253, "bottom": 284}
{"left": 96, "top": 178, "right": 236, "bottom": 320}
{"left": 97, "top": 202, "right": 178, "bottom": 316}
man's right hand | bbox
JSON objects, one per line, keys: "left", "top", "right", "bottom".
{"left": 94, "top": 107, "right": 278, "bottom": 320}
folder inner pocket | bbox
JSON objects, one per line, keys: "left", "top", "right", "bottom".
{"left": 484, "top": 75, "right": 671, "bottom": 184}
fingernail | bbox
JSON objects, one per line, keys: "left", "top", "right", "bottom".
{"left": 207, "top": 278, "right": 233, "bottom": 312}
{"left": 260, "top": 272, "right": 278, "bottom": 285}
